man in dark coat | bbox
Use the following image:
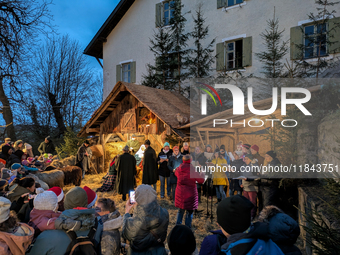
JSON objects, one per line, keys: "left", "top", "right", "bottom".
{"left": 115, "top": 145, "right": 137, "bottom": 201}
{"left": 142, "top": 140, "right": 158, "bottom": 190}
{"left": 157, "top": 142, "right": 173, "bottom": 199}
{"left": 38, "top": 136, "right": 56, "bottom": 155}
{"left": 76, "top": 140, "right": 93, "bottom": 179}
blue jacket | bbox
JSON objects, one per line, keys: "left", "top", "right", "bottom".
{"left": 167, "top": 153, "right": 183, "bottom": 184}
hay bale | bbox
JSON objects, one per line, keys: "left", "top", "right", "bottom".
{"left": 105, "top": 142, "right": 126, "bottom": 171}
{"left": 61, "top": 166, "right": 82, "bottom": 186}
{"left": 35, "top": 170, "right": 65, "bottom": 188}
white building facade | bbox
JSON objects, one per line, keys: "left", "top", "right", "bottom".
{"left": 84, "top": 0, "right": 340, "bottom": 98}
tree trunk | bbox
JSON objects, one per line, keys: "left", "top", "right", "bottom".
{"left": 48, "top": 92, "right": 67, "bottom": 136}
{"left": 0, "top": 77, "right": 16, "bottom": 140}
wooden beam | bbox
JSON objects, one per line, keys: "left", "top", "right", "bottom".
{"left": 86, "top": 127, "right": 100, "bottom": 133}
{"left": 196, "top": 128, "right": 205, "bottom": 148}
{"left": 104, "top": 134, "right": 113, "bottom": 144}
{"left": 116, "top": 133, "right": 126, "bottom": 142}
{"left": 123, "top": 113, "right": 133, "bottom": 128}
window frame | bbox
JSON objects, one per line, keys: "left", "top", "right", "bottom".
{"left": 303, "top": 23, "right": 328, "bottom": 59}
{"left": 223, "top": 39, "right": 243, "bottom": 70}
{"left": 121, "top": 63, "right": 131, "bottom": 83}
{"left": 226, "top": 0, "right": 244, "bottom": 7}
{"left": 163, "top": 0, "right": 175, "bottom": 26}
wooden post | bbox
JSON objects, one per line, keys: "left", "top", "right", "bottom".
{"left": 99, "top": 124, "right": 105, "bottom": 173}
{"left": 235, "top": 129, "right": 239, "bottom": 151}
{"left": 196, "top": 128, "right": 205, "bottom": 148}
{"left": 205, "top": 130, "right": 209, "bottom": 145}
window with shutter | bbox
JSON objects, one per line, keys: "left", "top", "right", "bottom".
{"left": 328, "top": 17, "right": 340, "bottom": 54}
{"left": 116, "top": 65, "right": 122, "bottom": 83}
{"left": 155, "top": 1, "right": 175, "bottom": 27}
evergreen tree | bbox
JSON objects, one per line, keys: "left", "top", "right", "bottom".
{"left": 141, "top": 26, "right": 176, "bottom": 90}
{"left": 295, "top": 0, "right": 340, "bottom": 78}
{"left": 169, "top": 0, "right": 191, "bottom": 93}
{"left": 187, "top": 4, "right": 215, "bottom": 79}
{"left": 255, "top": 8, "right": 289, "bottom": 78}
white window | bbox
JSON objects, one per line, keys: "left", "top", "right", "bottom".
{"left": 225, "top": 40, "right": 243, "bottom": 70}
{"left": 163, "top": 1, "right": 175, "bottom": 26}
{"left": 304, "top": 23, "right": 327, "bottom": 59}
{"left": 227, "top": 0, "right": 243, "bottom": 7}
{"left": 122, "top": 63, "right": 131, "bottom": 83}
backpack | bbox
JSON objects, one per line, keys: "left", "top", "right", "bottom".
{"left": 221, "top": 238, "right": 285, "bottom": 255}
{"left": 64, "top": 218, "right": 99, "bottom": 255}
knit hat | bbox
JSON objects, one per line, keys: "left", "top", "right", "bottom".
{"left": 2, "top": 145, "right": 11, "bottom": 155}
{"left": 83, "top": 186, "right": 97, "bottom": 208}
{"left": 173, "top": 146, "right": 179, "bottom": 151}
{"left": 135, "top": 184, "right": 157, "bottom": 205}
{"left": 250, "top": 145, "right": 259, "bottom": 152}
{"left": 34, "top": 191, "right": 58, "bottom": 211}
{"left": 11, "top": 163, "right": 21, "bottom": 170}
{"left": 244, "top": 154, "right": 253, "bottom": 160}
{"left": 0, "top": 197, "right": 11, "bottom": 223}
{"left": 163, "top": 142, "right": 170, "bottom": 148}
{"left": 123, "top": 145, "right": 129, "bottom": 151}
{"left": 266, "top": 150, "right": 277, "bottom": 159}
{"left": 0, "top": 158, "right": 6, "bottom": 166}
{"left": 36, "top": 188, "right": 45, "bottom": 194}
{"left": 242, "top": 144, "right": 251, "bottom": 149}
{"left": 0, "top": 179, "right": 8, "bottom": 191}
{"left": 45, "top": 136, "right": 51, "bottom": 141}
{"left": 220, "top": 144, "right": 226, "bottom": 151}
{"left": 1, "top": 169, "right": 11, "bottom": 179}
{"left": 217, "top": 195, "right": 254, "bottom": 235}
{"left": 167, "top": 225, "right": 196, "bottom": 255}
{"left": 64, "top": 186, "right": 88, "bottom": 210}
{"left": 4, "top": 138, "right": 11, "bottom": 143}
{"left": 48, "top": 187, "right": 64, "bottom": 202}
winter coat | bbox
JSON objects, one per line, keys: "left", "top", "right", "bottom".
{"left": 126, "top": 139, "right": 140, "bottom": 154}
{"left": 7, "top": 185, "right": 29, "bottom": 213}
{"left": 101, "top": 210, "right": 122, "bottom": 255}
{"left": 122, "top": 200, "right": 169, "bottom": 255}
{"left": 260, "top": 157, "right": 282, "bottom": 186}
{"left": 199, "top": 230, "right": 227, "bottom": 255}
{"left": 108, "top": 162, "right": 117, "bottom": 175}
{"left": 17, "top": 199, "right": 34, "bottom": 223}
{"left": 29, "top": 209, "right": 61, "bottom": 235}
{"left": 211, "top": 158, "right": 228, "bottom": 186}
{"left": 240, "top": 162, "right": 259, "bottom": 192}
{"left": 252, "top": 153, "right": 264, "bottom": 166}
{"left": 5, "top": 154, "right": 20, "bottom": 169}
{"left": 0, "top": 223, "right": 34, "bottom": 255}
{"left": 230, "top": 159, "right": 244, "bottom": 191}
{"left": 38, "top": 141, "right": 55, "bottom": 155}
{"left": 142, "top": 146, "right": 158, "bottom": 185}
{"left": 76, "top": 144, "right": 92, "bottom": 173}
{"left": 54, "top": 208, "right": 103, "bottom": 248}
{"left": 167, "top": 153, "right": 183, "bottom": 184}
{"left": 192, "top": 152, "right": 207, "bottom": 166}
{"left": 157, "top": 149, "right": 173, "bottom": 177}
{"left": 220, "top": 207, "right": 302, "bottom": 255}
{"left": 175, "top": 160, "right": 205, "bottom": 211}
{"left": 181, "top": 149, "right": 190, "bottom": 155}
{"left": 115, "top": 152, "right": 137, "bottom": 195}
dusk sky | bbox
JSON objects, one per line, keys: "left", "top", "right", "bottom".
{"left": 48, "top": 0, "right": 120, "bottom": 72}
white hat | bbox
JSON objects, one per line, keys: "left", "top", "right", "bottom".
{"left": 0, "top": 197, "right": 11, "bottom": 223}
{"left": 33, "top": 191, "right": 58, "bottom": 211}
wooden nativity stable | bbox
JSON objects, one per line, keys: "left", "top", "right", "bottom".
{"left": 78, "top": 81, "right": 193, "bottom": 172}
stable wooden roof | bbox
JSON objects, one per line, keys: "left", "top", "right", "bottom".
{"left": 78, "top": 82, "right": 195, "bottom": 137}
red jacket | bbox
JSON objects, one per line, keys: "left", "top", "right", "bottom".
{"left": 29, "top": 209, "right": 61, "bottom": 234}
{"left": 175, "top": 160, "right": 205, "bottom": 210}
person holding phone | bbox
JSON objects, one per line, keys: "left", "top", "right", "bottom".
{"left": 122, "top": 184, "right": 169, "bottom": 254}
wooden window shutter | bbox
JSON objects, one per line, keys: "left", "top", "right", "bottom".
{"left": 242, "top": 36, "right": 252, "bottom": 67}
{"left": 328, "top": 17, "right": 340, "bottom": 54}
{"left": 155, "top": 3, "right": 162, "bottom": 27}
{"left": 131, "top": 61, "right": 136, "bottom": 83}
{"left": 290, "top": 26, "right": 303, "bottom": 60}
{"left": 216, "top": 42, "right": 225, "bottom": 71}
{"left": 217, "top": 0, "right": 226, "bottom": 9}
{"left": 116, "top": 65, "right": 122, "bottom": 83}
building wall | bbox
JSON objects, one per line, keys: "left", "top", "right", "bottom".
{"left": 102, "top": 0, "right": 340, "bottom": 98}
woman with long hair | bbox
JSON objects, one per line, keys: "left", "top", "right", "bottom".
{"left": 211, "top": 150, "right": 229, "bottom": 204}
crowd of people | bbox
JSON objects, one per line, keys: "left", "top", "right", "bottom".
{"left": 0, "top": 135, "right": 302, "bottom": 255}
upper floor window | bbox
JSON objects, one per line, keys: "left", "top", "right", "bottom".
{"left": 122, "top": 63, "right": 131, "bottom": 82}
{"left": 225, "top": 40, "right": 243, "bottom": 70}
{"left": 164, "top": 1, "right": 175, "bottom": 26}
{"left": 227, "top": 0, "right": 243, "bottom": 7}
{"left": 304, "top": 23, "right": 327, "bottom": 59}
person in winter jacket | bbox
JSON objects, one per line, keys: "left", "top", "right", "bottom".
{"left": 192, "top": 146, "right": 207, "bottom": 203}
{"left": 211, "top": 150, "right": 228, "bottom": 203}
{"left": 229, "top": 151, "right": 243, "bottom": 196}
{"left": 175, "top": 154, "right": 204, "bottom": 228}
{"left": 96, "top": 198, "right": 122, "bottom": 255}
{"left": 167, "top": 146, "right": 183, "bottom": 201}
{"left": 47, "top": 187, "right": 65, "bottom": 211}
{"left": 240, "top": 154, "right": 259, "bottom": 219}
{"left": 0, "top": 138, "right": 11, "bottom": 153}
{"left": 181, "top": 142, "right": 190, "bottom": 155}
{"left": 157, "top": 142, "right": 173, "bottom": 199}
{"left": 0, "top": 145, "right": 21, "bottom": 169}
{"left": 83, "top": 186, "right": 97, "bottom": 209}
{"left": 142, "top": 140, "right": 158, "bottom": 190}
{"left": 168, "top": 225, "right": 197, "bottom": 255}
{"left": 219, "top": 145, "right": 230, "bottom": 165}
{"left": 240, "top": 144, "right": 251, "bottom": 161}
{"left": 38, "top": 136, "right": 55, "bottom": 155}
{"left": 13, "top": 140, "right": 24, "bottom": 153}
{"left": 0, "top": 197, "right": 34, "bottom": 255}
{"left": 250, "top": 144, "right": 264, "bottom": 166}
{"left": 29, "top": 191, "right": 61, "bottom": 237}
{"left": 126, "top": 134, "right": 140, "bottom": 154}
{"left": 7, "top": 177, "right": 35, "bottom": 214}
{"left": 97, "top": 156, "right": 118, "bottom": 192}
{"left": 122, "top": 184, "right": 169, "bottom": 255}
{"left": 116, "top": 145, "right": 137, "bottom": 201}
{"left": 258, "top": 150, "right": 282, "bottom": 212}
